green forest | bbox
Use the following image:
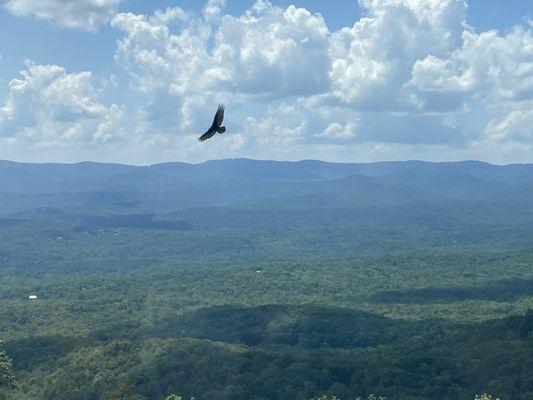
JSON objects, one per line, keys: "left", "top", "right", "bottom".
{"left": 1, "top": 159, "right": 533, "bottom": 399}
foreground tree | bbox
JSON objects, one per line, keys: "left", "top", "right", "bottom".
{"left": 0, "top": 350, "right": 15, "bottom": 390}
{"left": 0, "top": 348, "right": 16, "bottom": 400}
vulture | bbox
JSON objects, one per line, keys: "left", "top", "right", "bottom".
{"left": 198, "top": 105, "right": 226, "bottom": 142}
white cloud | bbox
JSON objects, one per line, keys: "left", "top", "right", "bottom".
{"left": 411, "top": 27, "right": 533, "bottom": 102}
{"left": 108, "top": 0, "right": 334, "bottom": 159}
{"left": 111, "top": 7, "right": 208, "bottom": 94}
{"left": 328, "top": 0, "right": 467, "bottom": 111}
{"left": 317, "top": 122, "right": 357, "bottom": 139}
{"left": 0, "top": 62, "right": 124, "bottom": 148}
{"left": 111, "top": 1, "right": 331, "bottom": 99}
{"left": 213, "top": 2, "right": 331, "bottom": 98}
{"left": 3, "top": 0, "right": 532, "bottom": 163}
{"left": 485, "top": 104, "right": 533, "bottom": 143}
{"left": 4, "top": 0, "right": 122, "bottom": 31}
{"left": 105, "top": 0, "right": 533, "bottom": 163}
{"left": 203, "top": 0, "right": 226, "bottom": 23}
{"left": 410, "top": 23, "right": 533, "bottom": 150}
{"left": 410, "top": 55, "right": 474, "bottom": 93}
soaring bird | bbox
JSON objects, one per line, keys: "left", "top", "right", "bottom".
{"left": 198, "top": 105, "right": 226, "bottom": 142}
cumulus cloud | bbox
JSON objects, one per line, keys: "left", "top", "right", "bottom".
{"left": 411, "top": 24, "right": 533, "bottom": 147}
{"left": 203, "top": 0, "right": 226, "bottom": 23}
{"left": 485, "top": 105, "right": 533, "bottom": 143}
{"left": 0, "top": 62, "right": 124, "bottom": 149}
{"left": 213, "top": 2, "right": 331, "bottom": 98}
{"left": 328, "top": 0, "right": 467, "bottom": 111}
{"left": 4, "top": 0, "right": 122, "bottom": 31}
{"left": 103, "top": 0, "right": 533, "bottom": 163}
{"left": 411, "top": 27, "right": 533, "bottom": 99}
{"left": 111, "top": 7, "right": 209, "bottom": 94}
{"left": 109, "top": 0, "right": 334, "bottom": 157}
{"left": 3, "top": 0, "right": 531, "bottom": 163}
{"left": 317, "top": 122, "right": 358, "bottom": 139}
{"left": 111, "top": 1, "right": 330, "bottom": 98}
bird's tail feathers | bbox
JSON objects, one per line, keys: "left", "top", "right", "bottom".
{"left": 217, "top": 126, "right": 226, "bottom": 133}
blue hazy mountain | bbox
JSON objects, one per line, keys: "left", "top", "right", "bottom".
{"left": 0, "top": 158, "right": 532, "bottom": 190}
{"left": 0, "top": 158, "right": 531, "bottom": 237}
{"left": 0, "top": 158, "right": 532, "bottom": 206}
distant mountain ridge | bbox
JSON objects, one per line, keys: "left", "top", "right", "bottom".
{"left": 1, "top": 158, "right": 532, "bottom": 194}
{"left": 1, "top": 158, "right": 533, "bottom": 221}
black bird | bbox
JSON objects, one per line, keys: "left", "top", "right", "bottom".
{"left": 198, "top": 104, "right": 226, "bottom": 142}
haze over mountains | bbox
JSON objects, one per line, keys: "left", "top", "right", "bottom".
{"left": 0, "top": 158, "right": 531, "bottom": 260}
{"left": 0, "top": 158, "right": 532, "bottom": 232}
{"left": 1, "top": 158, "right": 533, "bottom": 202}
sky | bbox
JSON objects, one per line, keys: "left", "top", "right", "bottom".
{"left": 0, "top": 0, "right": 532, "bottom": 165}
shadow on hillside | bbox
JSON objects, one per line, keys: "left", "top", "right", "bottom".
{"left": 4, "top": 335, "right": 96, "bottom": 370}
{"left": 151, "top": 304, "right": 451, "bottom": 349}
{"left": 370, "top": 278, "right": 533, "bottom": 304}
{"left": 2, "top": 303, "right": 461, "bottom": 374}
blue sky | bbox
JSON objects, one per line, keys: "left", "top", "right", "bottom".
{"left": 0, "top": 0, "right": 532, "bottom": 164}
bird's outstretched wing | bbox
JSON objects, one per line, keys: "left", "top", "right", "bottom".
{"left": 198, "top": 128, "right": 216, "bottom": 142}
{"left": 198, "top": 105, "right": 225, "bottom": 142}
{"left": 213, "top": 104, "right": 224, "bottom": 128}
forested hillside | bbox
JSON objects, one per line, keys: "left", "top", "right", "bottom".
{"left": 1, "top": 159, "right": 532, "bottom": 400}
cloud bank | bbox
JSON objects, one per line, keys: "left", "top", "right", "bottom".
{"left": 0, "top": 0, "right": 532, "bottom": 163}
{"left": 0, "top": 62, "right": 125, "bottom": 161}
